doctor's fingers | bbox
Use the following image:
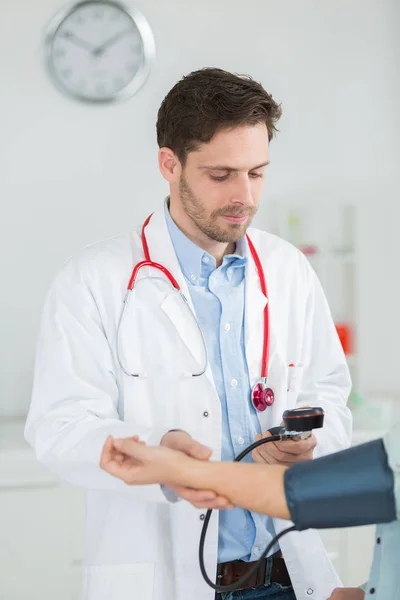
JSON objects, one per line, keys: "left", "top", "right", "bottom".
{"left": 252, "top": 444, "right": 312, "bottom": 465}
{"left": 184, "top": 439, "right": 213, "bottom": 460}
{"left": 258, "top": 431, "right": 316, "bottom": 456}
{"left": 161, "top": 432, "right": 212, "bottom": 461}
{"left": 252, "top": 449, "right": 298, "bottom": 467}
{"left": 168, "top": 485, "right": 234, "bottom": 509}
{"left": 273, "top": 435, "right": 317, "bottom": 456}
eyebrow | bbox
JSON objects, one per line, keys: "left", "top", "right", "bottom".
{"left": 200, "top": 161, "right": 270, "bottom": 172}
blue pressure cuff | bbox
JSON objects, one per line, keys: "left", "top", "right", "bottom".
{"left": 284, "top": 439, "right": 397, "bottom": 531}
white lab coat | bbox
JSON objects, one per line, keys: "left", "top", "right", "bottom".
{"left": 25, "top": 207, "right": 352, "bottom": 600}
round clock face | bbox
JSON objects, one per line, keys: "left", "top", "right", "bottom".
{"left": 44, "top": 1, "right": 155, "bottom": 103}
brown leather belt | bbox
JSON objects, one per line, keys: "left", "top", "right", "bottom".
{"left": 216, "top": 550, "right": 291, "bottom": 591}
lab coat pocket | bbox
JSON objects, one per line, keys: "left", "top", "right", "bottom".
{"left": 287, "top": 366, "right": 304, "bottom": 405}
{"left": 83, "top": 562, "right": 154, "bottom": 600}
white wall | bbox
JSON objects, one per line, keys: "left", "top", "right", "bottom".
{"left": 1, "top": 0, "right": 399, "bottom": 415}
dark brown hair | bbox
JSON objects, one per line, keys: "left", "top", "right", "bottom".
{"left": 156, "top": 67, "right": 282, "bottom": 164}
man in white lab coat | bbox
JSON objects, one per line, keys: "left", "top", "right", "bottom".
{"left": 25, "top": 67, "right": 352, "bottom": 600}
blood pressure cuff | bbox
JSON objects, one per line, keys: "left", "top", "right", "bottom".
{"left": 284, "top": 439, "right": 397, "bottom": 531}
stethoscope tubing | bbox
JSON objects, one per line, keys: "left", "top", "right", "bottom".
{"left": 199, "top": 433, "right": 296, "bottom": 593}
{"left": 116, "top": 214, "right": 274, "bottom": 411}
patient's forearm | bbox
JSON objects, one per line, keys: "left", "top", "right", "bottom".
{"left": 180, "top": 460, "right": 291, "bottom": 519}
{"left": 166, "top": 437, "right": 397, "bottom": 530}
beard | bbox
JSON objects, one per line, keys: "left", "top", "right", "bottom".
{"left": 178, "top": 175, "right": 257, "bottom": 243}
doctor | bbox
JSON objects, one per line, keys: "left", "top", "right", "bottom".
{"left": 25, "top": 67, "right": 352, "bottom": 600}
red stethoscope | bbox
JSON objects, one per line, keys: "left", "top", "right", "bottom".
{"left": 116, "top": 214, "right": 274, "bottom": 412}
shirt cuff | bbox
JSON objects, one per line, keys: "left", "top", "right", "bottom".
{"left": 160, "top": 484, "right": 181, "bottom": 503}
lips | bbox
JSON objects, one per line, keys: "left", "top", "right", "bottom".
{"left": 221, "top": 214, "right": 248, "bottom": 224}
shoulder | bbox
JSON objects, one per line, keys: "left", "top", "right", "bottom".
{"left": 246, "top": 226, "right": 313, "bottom": 280}
{"left": 49, "top": 228, "right": 141, "bottom": 290}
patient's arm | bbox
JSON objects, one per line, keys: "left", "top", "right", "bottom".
{"left": 101, "top": 436, "right": 291, "bottom": 517}
{"left": 102, "top": 436, "right": 396, "bottom": 529}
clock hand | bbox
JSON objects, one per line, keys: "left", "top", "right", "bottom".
{"left": 61, "top": 31, "right": 97, "bottom": 52}
{"left": 92, "top": 29, "right": 133, "bottom": 56}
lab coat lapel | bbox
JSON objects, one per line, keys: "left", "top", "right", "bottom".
{"left": 141, "top": 208, "right": 191, "bottom": 301}
{"left": 143, "top": 208, "right": 210, "bottom": 373}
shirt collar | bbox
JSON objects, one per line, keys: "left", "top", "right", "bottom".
{"left": 164, "top": 199, "right": 247, "bottom": 282}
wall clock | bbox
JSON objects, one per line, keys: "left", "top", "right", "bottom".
{"left": 44, "top": 1, "right": 155, "bottom": 103}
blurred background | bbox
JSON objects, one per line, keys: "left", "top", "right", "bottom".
{"left": 0, "top": 0, "right": 399, "bottom": 597}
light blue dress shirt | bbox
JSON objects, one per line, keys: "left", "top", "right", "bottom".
{"left": 363, "top": 424, "right": 400, "bottom": 599}
{"left": 165, "top": 204, "right": 278, "bottom": 563}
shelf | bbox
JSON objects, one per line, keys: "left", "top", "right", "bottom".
{"left": 267, "top": 202, "right": 358, "bottom": 391}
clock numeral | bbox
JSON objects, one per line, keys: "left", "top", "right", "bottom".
{"left": 62, "top": 30, "right": 73, "bottom": 38}
{"left": 93, "top": 10, "right": 104, "bottom": 19}
{"left": 61, "top": 67, "right": 72, "bottom": 78}
{"left": 74, "top": 14, "right": 84, "bottom": 24}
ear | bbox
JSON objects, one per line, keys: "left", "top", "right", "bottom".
{"left": 158, "top": 147, "right": 182, "bottom": 183}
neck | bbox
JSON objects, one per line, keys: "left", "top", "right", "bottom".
{"left": 168, "top": 200, "right": 235, "bottom": 267}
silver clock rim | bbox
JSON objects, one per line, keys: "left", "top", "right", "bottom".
{"left": 43, "top": 0, "right": 156, "bottom": 104}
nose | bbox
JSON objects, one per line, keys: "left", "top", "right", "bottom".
{"left": 231, "top": 174, "right": 255, "bottom": 207}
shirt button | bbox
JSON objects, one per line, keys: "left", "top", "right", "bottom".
{"left": 377, "top": 537, "right": 381, "bottom": 544}
{"left": 237, "top": 436, "right": 245, "bottom": 445}
{"left": 253, "top": 546, "right": 260, "bottom": 553}
{"left": 306, "top": 590, "right": 313, "bottom": 596}
{"left": 203, "top": 411, "right": 209, "bottom": 418}
{"left": 190, "top": 274, "right": 197, "bottom": 281}
{"left": 224, "top": 323, "right": 231, "bottom": 331}
{"left": 230, "top": 378, "right": 238, "bottom": 388}
{"left": 369, "top": 588, "right": 376, "bottom": 594}
{"left": 202, "top": 256, "right": 210, "bottom": 264}
{"left": 200, "top": 514, "right": 206, "bottom": 521}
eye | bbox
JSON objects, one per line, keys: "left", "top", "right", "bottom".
{"left": 249, "top": 172, "right": 264, "bottom": 179}
{"left": 210, "top": 174, "right": 229, "bottom": 182}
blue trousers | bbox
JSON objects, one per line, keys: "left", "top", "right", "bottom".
{"left": 215, "top": 582, "right": 296, "bottom": 600}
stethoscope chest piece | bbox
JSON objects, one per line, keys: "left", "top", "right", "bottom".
{"left": 251, "top": 380, "right": 275, "bottom": 412}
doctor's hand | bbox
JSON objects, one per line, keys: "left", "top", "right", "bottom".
{"left": 252, "top": 430, "right": 317, "bottom": 466}
{"left": 327, "top": 588, "right": 365, "bottom": 600}
{"left": 160, "top": 431, "right": 233, "bottom": 510}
